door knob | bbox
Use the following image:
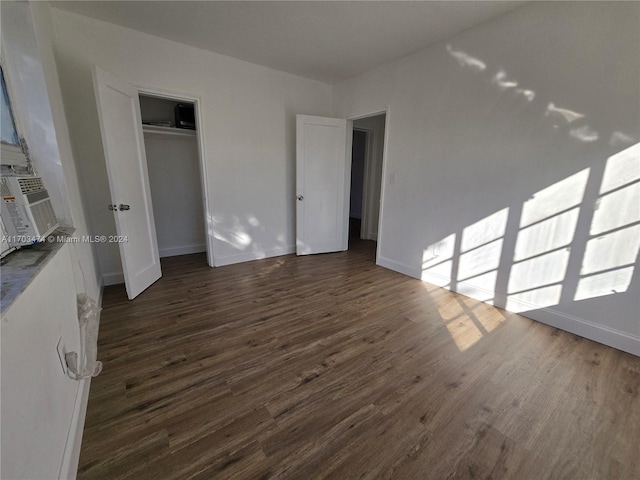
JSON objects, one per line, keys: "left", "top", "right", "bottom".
{"left": 119, "top": 204, "right": 131, "bottom": 211}
{"left": 107, "top": 204, "right": 117, "bottom": 211}
{"left": 297, "top": 195, "right": 304, "bottom": 201}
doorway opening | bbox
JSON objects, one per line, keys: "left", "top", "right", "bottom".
{"left": 348, "top": 113, "right": 386, "bottom": 255}
{"left": 138, "top": 93, "right": 210, "bottom": 266}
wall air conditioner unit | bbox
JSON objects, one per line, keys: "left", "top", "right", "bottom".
{"left": 1, "top": 215, "right": 16, "bottom": 258}
{"left": 1, "top": 176, "right": 58, "bottom": 247}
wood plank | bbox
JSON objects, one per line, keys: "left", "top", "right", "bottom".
{"left": 78, "top": 240, "right": 640, "bottom": 479}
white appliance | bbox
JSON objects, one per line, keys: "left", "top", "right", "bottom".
{"left": 1, "top": 215, "right": 16, "bottom": 258}
{"left": 1, "top": 176, "right": 58, "bottom": 248}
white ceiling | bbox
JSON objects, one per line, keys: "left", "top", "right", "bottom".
{"left": 52, "top": 1, "right": 528, "bottom": 84}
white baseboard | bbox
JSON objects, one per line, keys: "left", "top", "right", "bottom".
{"left": 159, "top": 244, "right": 206, "bottom": 258}
{"left": 102, "top": 271, "right": 124, "bottom": 286}
{"left": 215, "top": 245, "right": 295, "bottom": 267}
{"left": 525, "top": 306, "right": 639, "bottom": 356}
{"left": 377, "top": 255, "right": 421, "bottom": 279}
{"left": 377, "top": 256, "right": 640, "bottom": 357}
{"left": 58, "top": 377, "right": 91, "bottom": 480}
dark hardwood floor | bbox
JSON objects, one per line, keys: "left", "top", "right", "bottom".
{"left": 78, "top": 240, "right": 640, "bottom": 479}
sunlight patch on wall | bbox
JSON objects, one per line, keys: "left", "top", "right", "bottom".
{"left": 457, "top": 270, "right": 497, "bottom": 303}
{"left": 508, "top": 167, "right": 589, "bottom": 310}
{"left": 509, "top": 249, "right": 571, "bottom": 295}
{"left": 418, "top": 141, "right": 638, "bottom": 348}
{"left": 515, "top": 88, "right": 535, "bottom": 102}
{"left": 296, "top": 239, "right": 312, "bottom": 255}
{"left": 591, "top": 184, "right": 640, "bottom": 235}
{"left": 575, "top": 144, "right": 640, "bottom": 301}
{"left": 575, "top": 267, "right": 635, "bottom": 301}
{"left": 421, "top": 260, "right": 453, "bottom": 287}
{"left": 446, "top": 45, "right": 486, "bottom": 71}
{"left": 545, "top": 102, "right": 585, "bottom": 124}
{"left": 599, "top": 143, "right": 640, "bottom": 193}
{"left": 446, "top": 45, "right": 537, "bottom": 105}
{"left": 461, "top": 208, "right": 508, "bottom": 252}
{"left": 610, "top": 131, "right": 636, "bottom": 147}
{"left": 211, "top": 214, "right": 253, "bottom": 250}
{"left": 492, "top": 69, "right": 518, "bottom": 91}
{"left": 445, "top": 45, "right": 605, "bottom": 146}
{"left": 266, "top": 242, "right": 290, "bottom": 256}
{"left": 421, "top": 233, "right": 456, "bottom": 285}
{"left": 423, "top": 233, "right": 456, "bottom": 262}
{"left": 581, "top": 226, "right": 640, "bottom": 276}
{"left": 206, "top": 214, "right": 215, "bottom": 236}
{"left": 570, "top": 125, "right": 599, "bottom": 142}
{"left": 514, "top": 208, "right": 580, "bottom": 261}
{"left": 506, "top": 285, "right": 563, "bottom": 313}
{"left": 520, "top": 169, "right": 589, "bottom": 227}
{"left": 459, "top": 240, "right": 503, "bottom": 282}
{"left": 458, "top": 208, "right": 508, "bottom": 286}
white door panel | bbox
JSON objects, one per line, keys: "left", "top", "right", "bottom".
{"left": 93, "top": 66, "right": 161, "bottom": 299}
{"left": 296, "top": 115, "right": 350, "bottom": 255}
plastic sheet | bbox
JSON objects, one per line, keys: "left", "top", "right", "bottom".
{"left": 66, "top": 293, "right": 102, "bottom": 379}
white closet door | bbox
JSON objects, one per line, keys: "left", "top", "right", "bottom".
{"left": 93, "top": 66, "right": 161, "bottom": 299}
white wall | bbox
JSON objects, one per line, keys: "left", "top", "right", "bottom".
{"left": 50, "top": 7, "right": 333, "bottom": 279}
{"left": 1, "top": 2, "right": 72, "bottom": 226}
{"left": 334, "top": 2, "right": 640, "bottom": 355}
{"left": 0, "top": 3, "right": 102, "bottom": 478}
{"left": 2, "top": 2, "right": 101, "bottom": 301}
{"left": 144, "top": 131, "right": 206, "bottom": 257}
{"left": 353, "top": 114, "right": 385, "bottom": 240}
{"left": 27, "top": 2, "right": 102, "bottom": 301}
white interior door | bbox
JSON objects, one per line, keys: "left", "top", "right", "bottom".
{"left": 93, "top": 66, "right": 161, "bottom": 299}
{"left": 296, "top": 115, "right": 351, "bottom": 255}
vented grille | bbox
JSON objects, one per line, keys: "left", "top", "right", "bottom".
{"left": 17, "top": 177, "right": 45, "bottom": 194}
{"left": 1, "top": 176, "right": 58, "bottom": 243}
{"left": 0, "top": 178, "right": 10, "bottom": 197}
{"left": 31, "top": 199, "right": 57, "bottom": 234}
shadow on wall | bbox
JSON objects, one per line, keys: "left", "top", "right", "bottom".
{"left": 419, "top": 45, "right": 639, "bottom": 352}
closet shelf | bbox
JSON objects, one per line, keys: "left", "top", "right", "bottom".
{"left": 142, "top": 125, "right": 196, "bottom": 137}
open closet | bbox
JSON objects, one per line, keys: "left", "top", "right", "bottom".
{"left": 138, "top": 95, "right": 206, "bottom": 258}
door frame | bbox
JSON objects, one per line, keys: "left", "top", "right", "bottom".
{"left": 133, "top": 84, "right": 215, "bottom": 267}
{"left": 346, "top": 108, "right": 389, "bottom": 264}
